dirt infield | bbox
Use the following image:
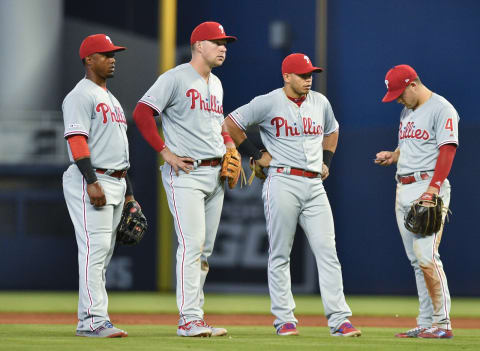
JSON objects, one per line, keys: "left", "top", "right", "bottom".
{"left": 1, "top": 313, "right": 479, "bottom": 329}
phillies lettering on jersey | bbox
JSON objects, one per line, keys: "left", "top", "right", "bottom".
{"left": 271, "top": 116, "right": 324, "bottom": 137}
{"left": 396, "top": 93, "right": 459, "bottom": 175}
{"left": 62, "top": 78, "right": 130, "bottom": 170}
{"left": 399, "top": 121, "right": 429, "bottom": 140}
{"left": 96, "top": 103, "right": 127, "bottom": 124}
{"left": 139, "top": 63, "right": 225, "bottom": 160}
{"left": 229, "top": 88, "right": 338, "bottom": 173}
{"left": 186, "top": 89, "right": 223, "bottom": 114}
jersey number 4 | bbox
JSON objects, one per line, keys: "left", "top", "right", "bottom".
{"left": 445, "top": 118, "right": 454, "bottom": 131}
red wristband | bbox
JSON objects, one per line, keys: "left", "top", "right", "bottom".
{"left": 222, "top": 132, "right": 234, "bottom": 145}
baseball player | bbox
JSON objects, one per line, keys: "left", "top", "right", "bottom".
{"left": 62, "top": 34, "right": 136, "bottom": 338}
{"left": 224, "top": 53, "right": 361, "bottom": 337}
{"left": 375, "top": 64, "right": 458, "bottom": 339}
{"left": 133, "top": 21, "right": 237, "bottom": 337}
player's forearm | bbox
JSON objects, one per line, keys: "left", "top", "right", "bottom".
{"left": 133, "top": 102, "right": 166, "bottom": 152}
{"left": 322, "top": 130, "right": 339, "bottom": 152}
{"left": 392, "top": 148, "right": 400, "bottom": 163}
{"left": 224, "top": 116, "right": 247, "bottom": 146}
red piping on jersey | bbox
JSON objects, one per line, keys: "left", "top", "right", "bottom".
{"left": 432, "top": 232, "right": 451, "bottom": 328}
{"left": 168, "top": 166, "right": 187, "bottom": 325}
{"left": 81, "top": 177, "right": 95, "bottom": 330}
{"left": 133, "top": 102, "right": 166, "bottom": 152}
{"left": 227, "top": 113, "right": 246, "bottom": 131}
{"left": 67, "top": 135, "right": 90, "bottom": 160}
{"left": 429, "top": 144, "right": 457, "bottom": 190}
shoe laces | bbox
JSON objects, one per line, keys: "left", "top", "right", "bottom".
{"left": 408, "top": 326, "right": 425, "bottom": 333}
{"left": 192, "top": 320, "right": 208, "bottom": 327}
{"left": 423, "top": 327, "right": 439, "bottom": 334}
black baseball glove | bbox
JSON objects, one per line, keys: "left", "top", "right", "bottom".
{"left": 116, "top": 200, "right": 148, "bottom": 245}
{"left": 404, "top": 192, "right": 444, "bottom": 236}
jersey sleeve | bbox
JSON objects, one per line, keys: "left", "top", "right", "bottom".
{"left": 62, "top": 91, "right": 93, "bottom": 138}
{"left": 139, "top": 71, "right": 177, "bottom": 114}
{"left": 228, "top": 96, "right": 262, "bottom": 131}
{"left": 323, "top": 99, "right": 339, "bottom": 135}
{"left": 434, "top": 105, "right": 459, "bottom": 147}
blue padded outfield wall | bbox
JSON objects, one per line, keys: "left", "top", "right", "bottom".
{"left": 1, "top": 0, "right": 478, "bottom": 295}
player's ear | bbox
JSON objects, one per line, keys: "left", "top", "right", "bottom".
{"left": 282, "top": 73, "right": 290, "bottom": 83}
{"left": 84, "top": 55, "right": 94, "bottom": 66}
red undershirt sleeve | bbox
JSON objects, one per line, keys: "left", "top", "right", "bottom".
{"left": 67, "top": 134, "right": 90, "bottom": 160}
{"left": 429, "top": 143, "right": 457, "bottom": 190}
{"left": 132, "top": 102, "right": 166, "bottom": 152}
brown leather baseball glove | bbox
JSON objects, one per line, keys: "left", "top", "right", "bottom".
{"left": 221, "top": 147, "right": 245, "bottom": 189}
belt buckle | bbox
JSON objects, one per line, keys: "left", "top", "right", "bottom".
{"left": 104, "top": 169, "right": 115, "bottom": 176}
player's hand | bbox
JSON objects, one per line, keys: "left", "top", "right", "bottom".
{"left": 256, "top": 151, "right": 272, "bottom": 168}
{"left": 321, "top": 163, "right": 329, "bottom": 180}
{"left": 87, "top": 181, "right": 107, "bottom": 207}
{"left": 374, "top": 151, "right": 396, "bottom": 166}
{"left": 160, "top": 147, "right": 194, "bottom": 176}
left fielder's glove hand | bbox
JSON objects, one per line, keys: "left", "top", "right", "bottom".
{"left": 116, "top": 200, "right": 148, "bottom": 245}
{"left": 404, "top": 192, "right": 444, "bottom": 236}
{"left": 221, "top": 147, "right": 245, "bottom": 189}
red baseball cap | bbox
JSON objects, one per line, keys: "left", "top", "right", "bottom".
{"left": 79, "top": 34, "right": 126, "bottom": 59}
{"left": 382, "top": 64, "right": 418, "bottom": 102}
{"left": 281, "top": 53, "right": 323, "bottom": 75}
{"left": 190, "top": 21, "right": 237, "bottom": 45}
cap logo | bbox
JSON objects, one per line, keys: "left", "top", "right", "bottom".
{"left": 219, "top": 25, "right": 225, "bottom": 34}
{"left": 405, "top": 78, "right": 410, "bottom": 83}
{"left": 105, "top": 35, "right": 113, "bottom": 44}
{"left": 304, "top": 55, "right": 310, "bottom": 64}
{"left": 385, "top": 80, "right": 389, "bottom": 88}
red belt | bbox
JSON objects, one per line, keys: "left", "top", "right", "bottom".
{"left": 186, "top": 158, "right": 222, "bottom": 167}
{"left": 95, "top": 168, "right": 127, "bottom": 178}
{"left": 397, "top": 172, "right": 430, "bottom": 184}
{"left": 277, "top": 167, "right": 319, "bottom": 178}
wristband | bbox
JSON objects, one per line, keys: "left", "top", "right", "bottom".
{"left": 323, "top": 150, "right": 334, "bottom": 169}
{"left": 221, "top": 132, "right": 234, "bottom": 145}
{"left": 238, "top": 138, "right": 262, "bottom": 160}
{"left": 75, "top": 157, "right": 98, "bottom": 184}
{"left": 125, "top": 173, "right": 133, "bottom": 196}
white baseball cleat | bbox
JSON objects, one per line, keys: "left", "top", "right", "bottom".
{"left": 76, "top": 321, "right": 128, "bottom": 338}
{"left": 177, "top": 320, "right": 212, "bottom": 337}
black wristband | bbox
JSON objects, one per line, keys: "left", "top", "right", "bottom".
{"left": 238, "top": 138, "right": 262, "bottom": 160}
{"left": 125, "top": 174, "right": 133, "bottom": 196}
{"left": 323, "top": 150, "right": 334, "bottom": 169}
{"left": 75, "top": 158, "right": 98, "bottom": 184}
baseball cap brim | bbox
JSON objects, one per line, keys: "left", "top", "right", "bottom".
{"left": 205, "top": 35, "right": 237, "bottom": 43}
{"left": 98, "top": 46, "right": 126, "bottom": 54}
{"left": 382, "top": 87, "right": 405, "bottom": 103}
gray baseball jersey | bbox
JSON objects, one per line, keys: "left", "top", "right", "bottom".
{"left": 63, "top": 78, "right": 130, "bottom": 170}
{"left": 397, "top": 93, "right": 459, "bottom": 175}
{"left": 62, "top": 77, "right": 129, "bottom": 333}
{"left": 229, "top": 88, "right": 353, "bottom": 332}
{"left": 138, "top": 62, "right": 226, "bottom": 326}
{"left": 139, "top": 63, "right": 225, "bottom": 160}
{"left": 228, "top": 88, "right": 338, "bottom": 173}
{"left": 393, "top": 92, "right": 459, "bottom": 330}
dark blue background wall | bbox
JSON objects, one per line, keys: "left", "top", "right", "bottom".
{"left": 2, "top": 0, "right": 478, "bottom": 295}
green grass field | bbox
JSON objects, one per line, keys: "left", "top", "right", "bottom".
{"left": 0, "top": 292, "right": 479, "bottom": 350}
